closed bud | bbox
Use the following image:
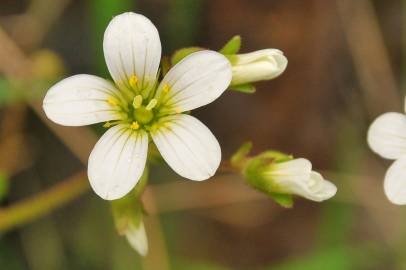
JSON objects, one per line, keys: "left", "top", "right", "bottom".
{"left": 231, "top": 49, "right": 287, "bottom": 85}
{"left": 112, "top": 195, "right": 148, "bottom": 256}
{"left": 244, "top": 153, "right": 336, "bottom": 202}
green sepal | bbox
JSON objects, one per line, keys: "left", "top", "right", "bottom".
{"left": 111, "top": 194, "right": 144, "bottom": 235}
{"left": 242, "top": 150, "right": 295, "bottom": 207}
{"left": 256, "top": 150, "right": 293, "bottom": 163}
{"left": 219, "top": 35, "right": 241, "bottom": 55}
{"left": 230, "top": 141, "right": 252, "bottom": 169}
{"left": 229, "top": 83, "right": 256, "bottom": 94}
{"left": 171, "top": 47, "right": 204, "bottom": 65}
{"left": 0, "top": 171, "right": 9, "bottom": 201}
{"left": 269, "top": 193, "right": 293, "bottom": 208}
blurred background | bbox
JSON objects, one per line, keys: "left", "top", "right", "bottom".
{"left": 0, "top": 0, "right": 405, "bottom": 269}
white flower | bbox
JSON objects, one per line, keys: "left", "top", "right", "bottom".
{"left": 231, "top": 49, "right": 287, "bottom": 85}
{"left": 43, "top": 12, "right": 232, "bottom": 200}
{"left": 264, "top": 158, "right": 337, "bottom": 202}
{"left": 367, "top": 111, "right": 406, "bottom": 204}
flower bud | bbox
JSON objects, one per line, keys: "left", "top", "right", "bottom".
{"left": 231, "top": 49, "right": 287, "bottom": 85}
{"left": 112, "top": 196, "right": 148, "bottom": 256}
{"left": 244, "top": 154, "right": 336, "bottom": 202}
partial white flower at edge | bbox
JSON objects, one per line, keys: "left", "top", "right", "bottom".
{"left": 42, "top": 12, "right": 232, "bottom": 200}
{"left": 265, "top": 158, "right": 337, "bottom": 202}
{"left": 367, "top": 112, "right": 406, "bottom": 204}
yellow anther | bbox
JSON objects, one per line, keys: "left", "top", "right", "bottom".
{"left": 175, "top": 107, "right": 181, "bottom": 114}
{"left": 130, "top": 121, "right": 140, "bottom": 130}
{"left": 146, "top": 99, "right": 157, "bottom": 110}
{"left": 107, "top": 97, "right": 118, "bottom": 106}
{"left": 129, "top": 75, "right": 138, "bottom": 88}
{"left": 103, "top": 122, "right": 111, "bottom": 128}
{"left": 132, "top": 95, "right": 143, "bottom": 109}
{"left": 162, "top": 83, "right": 170, "bottom": 93}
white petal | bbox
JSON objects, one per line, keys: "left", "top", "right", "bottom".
{"left": 300, "top": 171, "right": 337, "bottom": 202}
{"left": 151, "top": 114, "right": 221, "bottom": 181}
{"left": 367, "top": 112, "right": 406, "bottom": 159}
{"left": 384, "top": 157, "right": 406, "bottom": 205}
{"left": 88, "top": 124, "right": 148, "bottom": 200}
{"left": 156, "top": 50, "right": 232, "bottom": 113}
{"left": 231, "top": 49, "right": 288, "bottom": 85}
{"left": 43, "top": 74, "right": 123, "bottom": 126}
{"left": 269, "top": 158, "right": 312, "bottom": 182}
{"left": 103, "top": 12, "right": 161, "bottom": 92}
{"left": 126, "top": 221, "right": 148, "bottom": 256}
{"left": 269, "top": 159, "right": 336, "bottom": 202}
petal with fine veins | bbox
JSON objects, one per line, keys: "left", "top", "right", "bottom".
{"left": 103, "top": 12, "right": 161, "bottom": 92}
{"left": 384, "top": 157, "right": 406, "bottom": 205}
{"left": 151, "top": 114, "right": 221, "bottom": 181}
{"left": 88, "top": 124, "right": 148, "bottom": 200}
{"left": 156, "top": 50, "right": 232, "bottom": 114}
{"left": 367, "top": 112, "right": 406, "bottom": 160}
{"left": 43, "top": 74, "right": 123, "bottom": 126}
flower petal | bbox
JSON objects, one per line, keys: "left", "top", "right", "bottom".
{"left": 384, "top": 157, "right": 406, "bottom": 205}
{"left": 103, "top": 12, "right": 161, "bottom": 93}
{"left": 43, "top": 74, "right": 123, "bottom": 126}
{"left": 156, "top": 50, "right": 232, "bottom": 114}
{"left": 367, "top": 112, "right": 406, "bottom": 160}
{"left": 301, "top": 171, "right": 337, "bottom": 202}
{"left": 151, "top": 114, "right": 221, "bottom": 181}
{"left": 88, "top": 124, "right": 148, "bottom": 200}
{"left": 269, "top": 159, "right": 336, "bottom": 202}
{"left": 231, "top": 49, "right": 288, "bottom": 85}
{"left": 126, "top": 221, "right": 148, "bottom": 256}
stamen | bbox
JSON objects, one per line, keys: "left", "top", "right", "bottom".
{"left": 129, "top": 75, "right": 138, "bottom": 88}
{"left": 130, "top": 121, "right": 140, "bottom": 130}
{"left": 107, "top": 97, "right": 118, "bottom": 106}
{"left": 146, "top": 99, "right": 157, "bottom": 110}
{"left": 132, "top": 95, "right": 143, "bottom": 109}
{"left": 103, "top": 122, "right": 111, "bottom": 128}
{"left": 175, "top": 107, "right": 181, "bottom": 114}
{"left": 162, "top": 83, "right": 170, "bottom": 93}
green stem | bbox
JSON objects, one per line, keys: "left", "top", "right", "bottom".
{"left": 0, "top": 171, "right": 89, "bottom": 232}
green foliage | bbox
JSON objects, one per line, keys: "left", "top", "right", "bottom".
{"left": 172, "top": 259, "right": 230, "bottom": 270}
{"left": 0, "top": 79, "right": 11, "bottom": 106}
{"left": 171, "top": 47, "right": 203, "bottom": 65}
{"left": 0, "top": 172, "right": 9, "bottom": 201}
{"left": 219, "top": 35, "right": 241, "bottom": 55}
{"left": 164, "top": 0, "right": 204, "bottom": 52}
{"left": 89, "top": 0, "right": 133, "bottom": 76}
{"left": 230, "top": 141, "right": 252, "bottom": 169}
{"left": 269, "top": 193, "right": 293, "bottom": 208}
{"left": 229, "top": 83, "right": 256, "bottom": 94}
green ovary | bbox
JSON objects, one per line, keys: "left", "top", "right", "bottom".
{"left": 133, "top": 106, "right": 154, "bottom": 124}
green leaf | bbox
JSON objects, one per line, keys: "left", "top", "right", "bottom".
{"left": 269, "top": 193, "right": 293, "bottom": 208}
{"left": 171, "top": 47, "right": 203, "bottom": 65}
{"left": 229, "top": 83, "right": 256, "bottom": 94}
{"left": 219, "top": 35, "right": 241, "bottom": 55}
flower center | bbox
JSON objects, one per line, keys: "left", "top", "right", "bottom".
{"left": 131, "top": 94, "right": 157, "bottom": 124}
{"left": 104, "top": 77, "right": 174, "bottom": 130}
